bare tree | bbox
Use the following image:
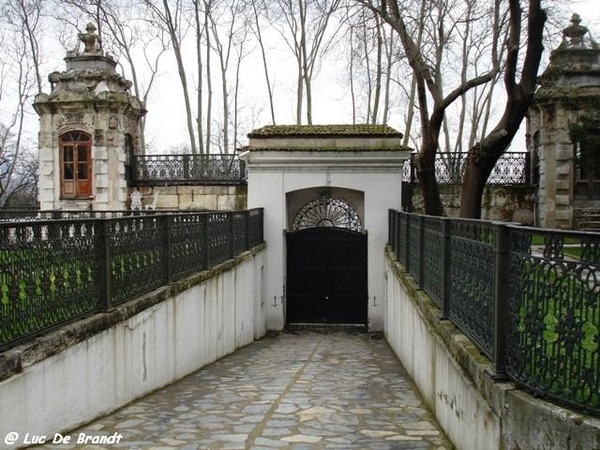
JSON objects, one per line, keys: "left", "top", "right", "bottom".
{"left": 460, "top": 0, "right": 545, "bottom": 218}
{"left": 206, "top": 0, "right": 251, "bottom": 154}
{"left": 250, "top": 0, "right": 277, "bottom": 125}
{"left": 362, "top": 0, "right": 506, "bottom": 215}
{"left": 143, "top": 0, "right": 199, "bottom": 154}
{"left": 0, "top": 0, "right": 43, "bottom": 207}
{"left": 268, "top": 0, "right": 342, "bottom": 124}
{"left": 342, "top": 5, "right": 399, "bottom": 125}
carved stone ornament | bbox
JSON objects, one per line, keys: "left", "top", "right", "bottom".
{"left": 58, "top": 112, "right": 84, "bottom": 128}
{"left": 56, "top": 112, "right": 94, "bottom": 132}
{"left": 559, "top": 14, "right": 598, "bottom": 50}
{"left": 78, "top": 23, "right": 101, "bottom": 55}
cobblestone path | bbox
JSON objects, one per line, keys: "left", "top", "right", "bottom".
{"left": 38, "top": 330, "right": 453, "bottom": 449}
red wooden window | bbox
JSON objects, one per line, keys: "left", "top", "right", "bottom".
{"left": 60, "top": 131, "right": 92, "bottom": 198}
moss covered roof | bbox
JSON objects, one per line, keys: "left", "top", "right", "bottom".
{"left": 239, "top": 146, "right": 411, "bottom": 152}
{"left": 247, "top": 124, "right": 403, "bottom": 138}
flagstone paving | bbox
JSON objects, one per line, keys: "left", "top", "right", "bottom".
{"left": 36, "top": 329, "right": 453, "bottom": 449}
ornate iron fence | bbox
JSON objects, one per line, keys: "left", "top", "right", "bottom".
{"left": 132, "top": 154, "right": 246, "bottom": 185}
{"left": 0, "top": 210, "right": 134, "bottom": 222}
{"left": 402, "top": 152, "right": 531, "bottom": 185}
{"left": 388, "top": 209, "right": 600, "bottom": 416}
{"left": 0, "top": 209, "right": 263, "bottom": 350}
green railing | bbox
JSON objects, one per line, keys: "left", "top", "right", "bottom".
{"left": 389, "top": 209, "right": 600, "bottom": 417}
{"left": 0, "top": 209, "right": 263, "bottom": 351}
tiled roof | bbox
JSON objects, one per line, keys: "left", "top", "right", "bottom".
{"left": 247, "top": 124, "right": 403, "bottom": 138}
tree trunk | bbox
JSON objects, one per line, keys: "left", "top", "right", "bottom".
{"left": 194, "top": 0, "right": 205, "bottom": 155}
{"left": 460, "top": 0, "right": 546, "bottom": 218}
{"left": 204, "top": 0, "right": 213, "bottom": 154}
{"left": 251, "top": 1, "right": 276, "bottom": 124}
{"left": 417, "top": 140, "right": 444, "bottom": 216}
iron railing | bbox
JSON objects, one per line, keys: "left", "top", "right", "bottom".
{"left": 0, "top": 210, "right": 135, "bottom": 222}
{"left": 388, "top": 210, "right": 600, "bottom": 416}
{"left": 402, "top": 152, "right": 531, "bottom": 185}
{"left": 0, "top": 209, "right": 263, "bottom": 350}
{"left": 132, "top": 154, "right": 246, "bottom": 185}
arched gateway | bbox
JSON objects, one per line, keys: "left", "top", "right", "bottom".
{"left": 240, "top": 125, "right": 410, "bottom": 331}
{"left": 287, "top": 193, "right": 367, "bottom": 325}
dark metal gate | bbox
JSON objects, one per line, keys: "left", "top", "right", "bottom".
{"left": 286, "top": 227, "right": 367, "bottom": 325}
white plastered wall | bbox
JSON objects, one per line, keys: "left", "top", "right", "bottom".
{"left": 242, "top": 150, "right": 408, "bottom": 331}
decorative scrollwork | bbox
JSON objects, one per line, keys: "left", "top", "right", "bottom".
{"left": 292, "top": 195, "right": 361, "bottom": 231}
{"left": 402, "top": 152, "right": 529, "bottom": 185}
{"left": 133, "top": 154, "right": 245, "bottom": 184}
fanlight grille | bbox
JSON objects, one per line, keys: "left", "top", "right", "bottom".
{"left": 292, "top": 195, "right": 361, "bottom": 231}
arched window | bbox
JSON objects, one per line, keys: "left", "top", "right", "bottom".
{"left": 60, "top": 131, "right": 92, "bottom": 198}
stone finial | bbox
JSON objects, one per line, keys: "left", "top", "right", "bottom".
{"left": 78, "top": 22, "right": 101, "bottom": 54}
{"left": 561, "top": 14, "right": 594, "bottom": 48}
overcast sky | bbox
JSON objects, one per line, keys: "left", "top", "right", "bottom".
{"left": 138, "top": 1, "right": 600, "bottom": 153}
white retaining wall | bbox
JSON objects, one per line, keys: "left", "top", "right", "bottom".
{"left": 384, "top": 256, "right": 501, "bottom": 450}
{"left": 0, "top": 249, "right": 266, "bottom": 450}
{"left": 384, "top": 251, "right": 600, "bottom": 450}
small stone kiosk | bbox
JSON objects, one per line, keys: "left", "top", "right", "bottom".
{"left": 527, "top": 14, "right": 600, "bottom": 229}
{"left": 33, "top": 23, "right": 145, "bottom": 211}
{"left": 240, "top": 125, "right": 410, "bottom": 331}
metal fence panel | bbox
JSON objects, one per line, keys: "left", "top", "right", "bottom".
{"left": 448, "top": 219, "right": 496, "bottom": 359}
{"left": 133, "top": 154, "right": 246, "bottom": 185}
{"left": 387, "top": 210, "right": 600, "bottom": 416}
{"left": 408, "top": 215, "right": 421, "bottom": 281}
{"left": 171, "top": 213, "right": 208, "bottom": 280}
{"left": 402, "top": 152, "right": 530, "bottom": 185}
{"left": 0, "top": 220, "right": 100, "bottom": 348}
{"left": 207, "top": 212, "right": 233, "bottom": 266}
{"left": 505, "top": 227, "right": 600, "bottom": 414}
{"left": 422, "top": 216, "right": 445, "bottom": 308}
{"left": 108, "top": 216, "right": 166, "bottom": 306}
{"left": 248, "top": 208, "right": 264, "bottom": 247}
{"left": 0, "top": 209, "right": 264, "bottom": 350}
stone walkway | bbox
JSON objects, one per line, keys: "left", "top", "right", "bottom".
{"left": 37, "top": 330, "right": 453, "bottom": 449}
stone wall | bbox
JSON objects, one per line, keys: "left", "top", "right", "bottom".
{"left": 132, "top": 185, "right": 247, "bottom": 211}
{"left": 384, "top": 248, "right": 600, "bottom": 450}
{"left": 0, "top": 246, "right": 266, "bottom": 450}
{"left": 408, "top": 184, "right": 535, "bottom": 224}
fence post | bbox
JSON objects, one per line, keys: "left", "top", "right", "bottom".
{"left": 163, "top": 215, "right": 173, "bottom": 284}
{"left": 493, "top": 222, "right": 509, "bottom": 375}
{"left": 441, "top": 217, "right": 451, "bottom": 318}
{"left": 97, "top": 220, "right": 111, "bottom": 311}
